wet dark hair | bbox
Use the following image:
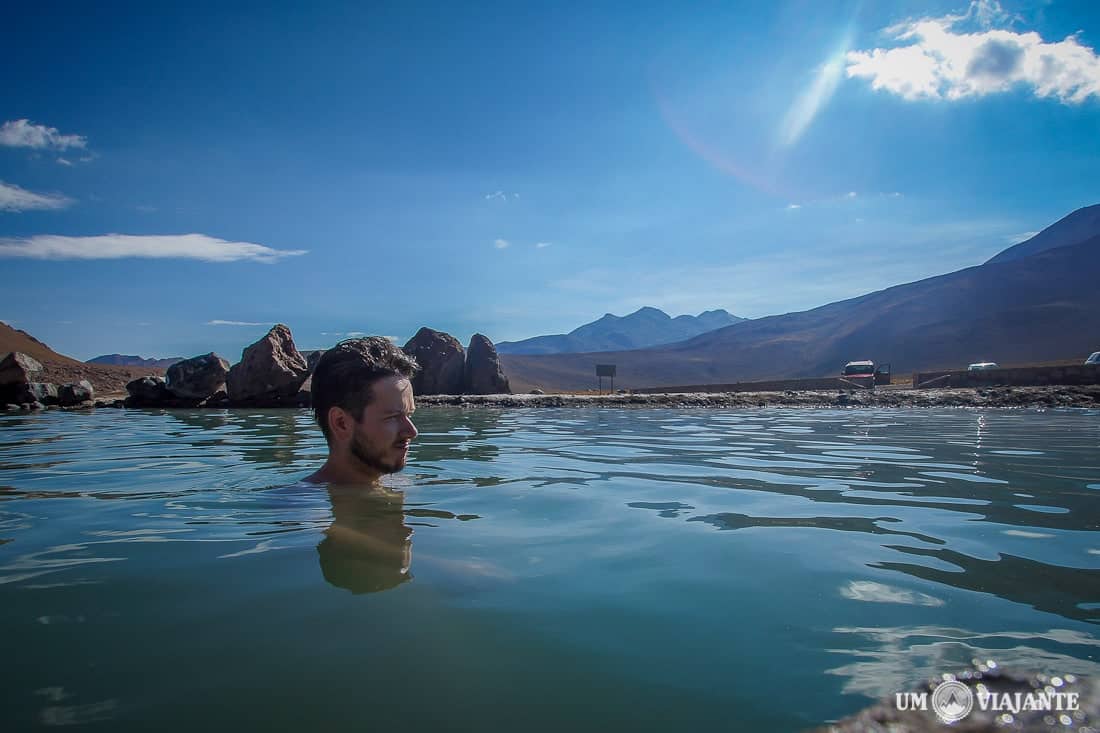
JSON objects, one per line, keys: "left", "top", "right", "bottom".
{"left": 311, "top": 337, "right": 419, "bottom": 443}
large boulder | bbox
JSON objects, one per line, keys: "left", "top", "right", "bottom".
{"left": 226, "top": 324, "right": 310, "bottom": 404}
{"left": 166, "top": 353, "right": 230, "bottom": 401}
{"left": 304, "top": 350, "right": 324, "bottom": 373}
{"left": 463, "top": 334, "right": 511, "bottom": 395}
{"left": 11, "top": 382, "right": 58, "bottom": 405}
{"left": 403, "top": 328, "right": 465, "bottom": 395}
{"left": 126, "top": 376, "right": 170, "bottom": 406}
{"left": 58, "top": 380, "right": 94, "bottom": 406}
{"left": 0, "top": 352, "right": 43, "bottom": 386}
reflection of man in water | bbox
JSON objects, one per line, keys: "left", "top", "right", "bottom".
{"left": 304, "top": 337, "right": 419, "bottom": 593}
{"left": 304, "top": 337, "right": 419, "bottom": 485}
{"left": 317, "top": 486, "right": 413, "bottom": 593}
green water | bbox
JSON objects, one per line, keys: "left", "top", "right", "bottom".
{"left": 1, "top": 407, "right": 1098, "bottom": 731}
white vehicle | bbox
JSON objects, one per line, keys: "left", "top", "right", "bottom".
{"left": 967, "top": 362, "right": 1000, "bottom": 371}
{"left": 1086, "top": 352, "right": 1100, "bottom": 365}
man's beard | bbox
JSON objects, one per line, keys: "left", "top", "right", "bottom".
{"left": 350, "top": 433, "right": 406, "bottom": 475}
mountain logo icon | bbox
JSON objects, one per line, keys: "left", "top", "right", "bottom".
{"left": 931, "top": 680, "right": 974, "bottom": 723}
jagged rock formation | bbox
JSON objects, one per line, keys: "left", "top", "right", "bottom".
{"left": 402, "top": 328, "right": 466, "bottom": 396}
{"left": 226, "top": 324, "right": 310, "bottom": 405}
{"left": 463, "top": 334, "right": 510, "bottom": 394}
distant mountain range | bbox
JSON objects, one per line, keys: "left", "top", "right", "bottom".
{"left": 86, "top": 354, "right": 184, "bottom": 368}
{"left": 496, "top": 307, "right": 745, "bottom": 355}
{"left": 501, "top": 204, "right": 1100, "bottom": 391}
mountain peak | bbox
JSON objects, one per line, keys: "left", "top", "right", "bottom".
{"left": 497, "top": 306, "right": 744, "bottom": 355}
{"left": 987, "top": 203, "right": 1100, "bottom": 265}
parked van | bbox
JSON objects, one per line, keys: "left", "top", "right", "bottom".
{"left": 841, "top": 360, "right": 876, "bottom": 389}
{"left": 841, "top": 360, "right": 892, "bottom": 388}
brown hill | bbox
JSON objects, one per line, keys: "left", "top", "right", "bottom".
{"left": 0, "top": 321, "right": 83, "bottom": 366}
{"left": 1, "top": 321, "right": 164, "bottom": 396}
{"left": 502, "top": 229, "right": 1100, "bottom": 392}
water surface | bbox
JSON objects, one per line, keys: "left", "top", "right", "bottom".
{"left": 1, "top": 407, "right": 1098, "bottom": 731}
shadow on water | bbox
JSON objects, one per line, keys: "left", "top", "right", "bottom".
{"left": 316, "top": 485, "right": 483, "bottom": 594}
{"left": 318, "top": 486, "right": 413, "bottom": 594}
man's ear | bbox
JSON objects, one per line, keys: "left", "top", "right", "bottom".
{"left": 327, "top": 406, "right": 354, "bottom": 442}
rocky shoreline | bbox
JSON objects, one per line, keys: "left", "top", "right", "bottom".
{"left": 7, "top": 385, "right": 1100, "bottom": 412}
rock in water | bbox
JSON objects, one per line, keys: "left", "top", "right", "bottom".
{"left": 403, "top": 328, "right": 465, "bottom": 395}
{"left": 0, "top": 352, "right": 43, "bottom": 386}
{"left": 226, "top": 324, "right": 310, "bottom": 404}
{"left": 11, "top": 382, "right": 58, "bottom": 405}
{"left": 463, "top": 334, "right": 511, "bottom": 394}
{"left": 166, "top": 353, "right": 230, "bottom": 401}
{"left": 58, "top": 380, "right": 94, "bottom": 406}
{"left": 126, "top": 376, "right": 170, "bottom": 406}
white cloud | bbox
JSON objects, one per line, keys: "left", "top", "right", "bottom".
{"left": 57, "top": 158, "right": 73, "bottom": 167}
{"left": 1007, "top": 230, "right": 1039, "bottom": 243}
{"left": 846, "top": 191, "right": 858, "bottom": 198}
{"left": 847, "top": 1, "right": 1100, "bottom": 103}
{"left": 0, "top": 233, "right": 307, "bottom": 263}
{"left": 0, "top": 119, "right": 87, "bottom": 150}
{"left": 206, "top": 320, "right": 268, "bottom": 326}
{"left": 494, "top": 238, "right": 510, "bottom": 249}
{"left": 535, "top": 241, "right": 552, "bottom": 248}
{"left": 786, "top": 203, "right": 802, "bottom": 210}
{"left": 839, "top": 580, "right": 944, "bottom": 606}
{"left": 345, "top": 331, "right": 367, "bottom": 338}
{"left": 485, "top": 191, "right": 521, "bottom": 202}
{"left": 0, "top": 181, "right": 73, "bottom": 212}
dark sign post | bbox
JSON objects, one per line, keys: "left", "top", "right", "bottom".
{"left": 596, "top": 364, "right": 616, "bottom": 394}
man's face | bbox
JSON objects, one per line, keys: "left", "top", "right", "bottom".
{"left": 348, "top": 376, "right": 418, "bottom": 475}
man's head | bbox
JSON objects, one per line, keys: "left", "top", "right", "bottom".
{"left": 312, "top": 337, "right": 420, "bottom": 477}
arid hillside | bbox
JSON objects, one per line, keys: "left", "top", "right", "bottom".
{"left": 502, "top": 209, "right": 1100, "bottom": 392}
{"left": 1, "top": 322, "right": 163, "bottom": 396}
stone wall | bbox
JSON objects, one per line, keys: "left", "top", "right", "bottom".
{"left": 633, "top": 377, "right": 856, "bottom": 394}
{"left": 914, "top": 364, "right": 1100, "bottom": 389}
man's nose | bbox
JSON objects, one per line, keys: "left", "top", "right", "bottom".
{"left": 400, "top": 416, "right": 418, "bottom": 439}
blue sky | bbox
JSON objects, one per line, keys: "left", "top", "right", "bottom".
{"left": 2, "top": 0, "right": 1098, "bottom": 361}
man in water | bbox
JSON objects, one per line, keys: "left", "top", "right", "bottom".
{"left": 305, "top": 336, "right": 419, "bottom": 485}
